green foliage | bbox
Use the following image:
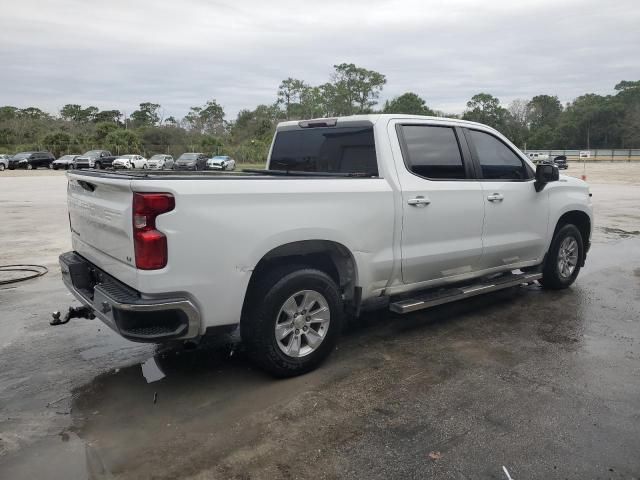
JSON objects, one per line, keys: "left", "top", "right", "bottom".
{"left": 462, "top": 93, "right": 508, "bottom": 130}
{"left": 184, "top": 100, "right": 225, "bottom": 135}
{"left": 130, "top": 102, "right": 160, "bottom": 127}
{"left": 1, "top": 72, "right": 639, "bottom": 157}
{"left": 105, "top": 129, "right": 141, "bottom": 155}
{"left": 41, "top": 132, "right": 74, "bottom": 157}
{"left": 383, "top": 92, "right": 435, "bottom": 115}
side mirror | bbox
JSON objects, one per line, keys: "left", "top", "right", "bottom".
{"left": 534, "top": 163, "right": 559, "bottom": 192}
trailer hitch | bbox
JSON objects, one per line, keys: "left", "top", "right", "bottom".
{"left": 50, "top": 306, "right": 96, "bottom": 326}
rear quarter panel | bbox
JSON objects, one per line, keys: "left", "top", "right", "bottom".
{"left": 131, "top": 177, "right": 395, "bottom": 330}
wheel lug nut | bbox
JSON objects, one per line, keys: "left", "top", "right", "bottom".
{"left": 295, "top": 329, "right": 300, "bottom": 334}
{"left": 303, "top": 326, "right": 308, "bottom": 331}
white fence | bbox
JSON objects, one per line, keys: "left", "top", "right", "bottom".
{"left": 523, "top": 149, "right": 640, "bottom": 161}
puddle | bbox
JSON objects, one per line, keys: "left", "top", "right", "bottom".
{"left": 599, "top": 226, "right": 640, "bottom": 238}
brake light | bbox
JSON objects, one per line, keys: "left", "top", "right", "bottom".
{"left": 132, "top": 193, "right": 175, "bottom": 270}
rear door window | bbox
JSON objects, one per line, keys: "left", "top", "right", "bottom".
{"left": 399, "top": 125, "right": 467, "bottom": 180}
{"left": 270, "top": 127, "right": 378, "bottom": 176}
{"left": 467, "top": 129, "right": 531, "bottom": 180}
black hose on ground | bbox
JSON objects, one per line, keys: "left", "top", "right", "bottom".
{"left": 0, "top": 264, "right": 49, "bottom": 285}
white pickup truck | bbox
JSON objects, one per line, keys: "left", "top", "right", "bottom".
{"left": 59, "top": 115, "right": 592, "bottom": 376}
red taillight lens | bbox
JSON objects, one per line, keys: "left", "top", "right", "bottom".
{"left": 132, "top": 193, "right": 175, "bottom": 270}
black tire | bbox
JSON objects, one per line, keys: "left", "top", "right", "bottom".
{"left": 0, "top": 164, "right": 5, "bottom": 171}
{"left": 540, "top": 224, "right": 583, "bottom": 290}
{"left": 241, "top": 264, "right": 344, "bottom": 377}
{"left": 94, "top": 161, "right": 102, "bottom": 170}
{"left": 26, "top": 163, "right": 33, "bottom": 170}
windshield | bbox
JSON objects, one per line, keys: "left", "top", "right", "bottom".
{"left": 270, "top": 127, "right": 378, "bottom": 175}
{"left": 117, "top": 155, "right": 134, "bottom": 159}
{"left": 211, "top": 156, "right": 229, "bottom": 161}
{"left": 57, "top": 155, "right": 74, "bottom": 161}
{"left": 178, "top": 153, "right": 199, "bottom": 161}
{"left": 150, "top": 155, "right": 165, "bottom": 160}
{"left": 12, "top": 152, "right": 31, "bottom": 159}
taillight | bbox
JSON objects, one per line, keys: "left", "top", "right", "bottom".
{"left": 132, "top": 193, "right": 175, "bottom": 270}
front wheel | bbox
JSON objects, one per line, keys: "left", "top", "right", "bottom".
{"left": 0, "top": 163, "right": 5, "bottom": 171}
{"left": 26, "top": 163, "right": 33, "bottom": 170}
{"left": 241, "top": 265, "right": 344, "bottom": 377}
{"left": 540, "top": 224, "right": 583, "bottom": 289}
{"left": 94, "top": 162, "right": 102, "bottom": 170}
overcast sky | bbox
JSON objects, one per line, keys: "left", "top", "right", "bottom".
{"left": 1, "top": 0, "right": 639, "bottom": 120}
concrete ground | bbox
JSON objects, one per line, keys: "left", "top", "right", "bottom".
{"left": 0, "top": 164, "right": 639, "bottom": 479}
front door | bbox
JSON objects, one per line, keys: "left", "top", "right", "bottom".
{"left": 464, "top": 128, "right": 549, "bottom": 270}
{"left": 393, "top": 123, "right": 485, "bottom": 285}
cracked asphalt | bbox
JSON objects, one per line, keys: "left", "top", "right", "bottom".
{"left": 0, "top": 164, "right": 639, "bottom": 479}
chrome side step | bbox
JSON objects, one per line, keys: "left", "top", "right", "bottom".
{"left": 389, "top": 272, "right": 542, "bottom": 314}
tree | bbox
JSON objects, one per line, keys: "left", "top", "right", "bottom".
{"left": 105, "top": 129, "right": 141, "bottom": 155}
{"left": 0, "top": 106, "right": 20, "bottom": 121}
{"left": 20, "top": 107, "right": 50, "bottom": 120}
{"left": 92, "top": 110, "right": 122, "bottom": 123}
{"left": 184, "top": 100, "right": 225, "bottom": 135}
{"left": 130, "top": 102, "right": 160, "bottom": 127}
{"left": 330, "top": 63, "right": 386, "bottom": 115}
{"left": 504, "top": 99, "right": 531, "bottom": 147}
{"left": 528, "top": 95, "right": 562, "bottom": 131}
{"left": 94, "top": 122, "right": 120, "bottom": 142}
{"left": 230, "top": 104, "right": 280, "bottom": 143}
{"left": 462, "top": 93, "right": 507, "bottom": 129}
{"left": 60, "top": 104, "right": 98, "bottom": 122}
{"left": 383, "top": 92, "right": 435, "bottom": 115}
{"left": 41, "top": 132, "right": 73, "bottom": 157}
{"left": 277, "top": 78, "right": 308, "bottom": 119}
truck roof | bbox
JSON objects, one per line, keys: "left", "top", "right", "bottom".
{"left": 276, "top": 114, "right": 499, "bottom": 132}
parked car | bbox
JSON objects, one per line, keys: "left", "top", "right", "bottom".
{"left": 0, "top": 154, "right": 9, "bottom": 171}
{"left": 528, "top": 152, "right": 550, "bottom": 164}
{"left": 553, "top": 155, "right": 568, "bottom": 169}
{"left": 8, "top": 151, "right": 55, "bottom": 170}
{"left": 74, "top": 150, "right": 117, "bottom": 169}
{"left": 113, "top": 154, "right": 147, "bottom": 169}
{"left": 147, "top": 154, "right": 174, "bottom": 170}
{"left": 59, "top": 114, "right": 592, "bottom": 377}
{"left": 52, "top": 154, "right": 80, "bottom": 170}
{"left": 207, "top": 155, "right": 236, "bottom": 171}
{"left": 173, "top": 152, "right": 208, "bottom": 170}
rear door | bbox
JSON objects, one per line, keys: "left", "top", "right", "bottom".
{"left": 67, "top": 173, "right": 137, "bottom": 284}
{"left": 392, "top": 122, "right": 485, "bottom": 285}
{"left": 464, "top": 128, "right": 549, "bottom": 269}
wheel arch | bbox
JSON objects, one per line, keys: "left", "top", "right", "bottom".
{"left": 243, "top": 240, "right": 359, "bottom": 314}
{"left": 552, "top": 210, "right": 591, "bottom": 265}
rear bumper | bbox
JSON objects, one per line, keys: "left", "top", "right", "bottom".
{"left": 59, "top": 251, "right": 201, "bottom": 342}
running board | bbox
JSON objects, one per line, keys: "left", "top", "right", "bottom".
{"left": 389, "top": 272, "right": 542, "bottom": 314}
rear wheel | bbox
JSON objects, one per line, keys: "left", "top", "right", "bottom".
{"left": 540, "top": 224, "right": 583, "bottom": 289}
{"left": 241, "top": 265, "right": 344, "bottom": 377}
{"left": 26, "top": 163, "right": 33, "bottom": 170}
{"left": 0, "top": 163, "right": 5, "bottom": 171}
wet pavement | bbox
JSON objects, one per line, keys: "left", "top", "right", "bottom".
{"left": 1, "top": 169, "right": 640, "bottom": 479}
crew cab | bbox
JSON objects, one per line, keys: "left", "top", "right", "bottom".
{"left": 59, "top": 115, "right": 592, "bottom": 377}
{"left": 74, "top": 150, "right": 117, "bottom": 169}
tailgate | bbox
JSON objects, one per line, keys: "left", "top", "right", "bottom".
{"left": 67, "top": 173, "right": 137, "bottom": 285}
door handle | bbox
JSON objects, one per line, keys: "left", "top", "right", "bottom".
{"left": 407, "top": 196, "right": 431, "bottom": 206}
{"left": 487, "top": 193, "right": 504, "bottom": 202}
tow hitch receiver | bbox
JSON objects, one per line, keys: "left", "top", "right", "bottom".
{"left": 50, "top": 306, "right": 96, "bottom": 326}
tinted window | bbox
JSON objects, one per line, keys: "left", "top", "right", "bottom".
{"left": 400, "top": 125, "right": 466, "bottom": 179}
{"left": 468, "top": 130, "right": 529, "bottom": 180}
{"left": 270, "top": 127, "right": 378, "bottom": 175}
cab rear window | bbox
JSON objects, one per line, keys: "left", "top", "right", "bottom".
{"left": 270, "top": 127, "right": 378, "bottom": 176}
